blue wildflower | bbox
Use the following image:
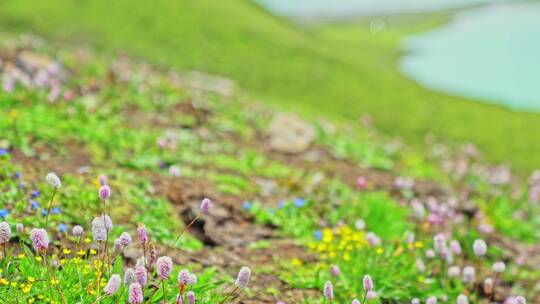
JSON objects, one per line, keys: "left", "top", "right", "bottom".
{"left": 58, "top": 223, "right": 67, "bottom": 233}
{"left": 293, "top": 197, "right": 306, "bottom": 208}
{"left": 278, "top": 200, "right": 285, "bottom": 209}
{"left": 51, "top": 207, "right": 61, "bottom": 215}
{"left": 31, "top": 190, "right": 40, "bottom": 198}
{"left": 31, "top": 201, "right": 40, "bottom": 210}
{"left": 313, "top": 230, "right": 323, "bottom": 241}
{"left": 0, "top": 209, "right": 10, "bottom": 220}
{"left": 0, "top": 148, "right": 8, "bottom": 156}
{"left": 41, "top": 209, "right": 48, "bottom": 216}
{"left": 18, "top": 183, "right": 25, "bottom": 189}
{"left": 242, "top": 201, "right": 252, "bottom": 211}
{"left": 14, "top": 172, "right": 22, "bottom": 179}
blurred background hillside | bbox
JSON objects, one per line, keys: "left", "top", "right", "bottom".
{"left": 1, "top": 0, "right": 539, "bottom": 173}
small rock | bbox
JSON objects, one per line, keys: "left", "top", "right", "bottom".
{"left": 267, "top": 113, "right": 315, "bottom": 154}
{"left": 184, "top": 71, "right": 236, "bottom": 97}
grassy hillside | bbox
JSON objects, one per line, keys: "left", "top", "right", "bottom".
{"left": 0, "top": 0, "right": 538, "bottom": 172}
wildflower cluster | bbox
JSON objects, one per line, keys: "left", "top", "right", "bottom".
{"left": 0, "top": 172, "right": 252, "bottom": 303}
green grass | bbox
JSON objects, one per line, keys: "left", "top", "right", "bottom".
{"left": 0, "top": 0, "right": 538, "bottom": 172}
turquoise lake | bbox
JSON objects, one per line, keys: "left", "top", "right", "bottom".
{"left": 401, "top": 2, "right": 540, "bottom": 111}
{"left": 255, "top": 0, "right": 504, "bottom": 18}
{"left": 257, "top": 0, "right": 540, "bottom": 111}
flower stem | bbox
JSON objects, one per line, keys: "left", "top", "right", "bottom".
{"left": 96, "top": 242, "right": 105, "bottom": 300}
{"left": 361, "top": 290, "right": 369, "bottom": 304}
{"left": 44, "top": 253, "right": 67, "bottom": 304}
{"left": 113, "top": 285, "right": 126, "bottom": 304}
{"left": 170, "top": 214, "right": 200, "bottom": 248}
{"left": 162, "top": 279, "right": 167, "bottom": 302}
{"left": 44, "top": 188, "right": 57, "bottom": 227}
{"left": 218, "top": 286, "right": 239, "bottom": 304}
{"left": 491, "top": 272, "right": 499, "bottom": 302}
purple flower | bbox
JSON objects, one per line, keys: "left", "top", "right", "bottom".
{"left": 187, "top": 274, "right": 197, "bottom": 285}
{"left": 124, "top": 268, "right": 135, "bottom": 285}
{"left": 128, "top": 283, "right": 143, "bottom": 304}
{"left": 448, "top": 266, "right": 461, "bottom": 278}
{"left": 416, "top": 258, "right": 426, "bottom": 272}
{"left": 235, "top": 267, "right": 251, "bottom": 288}
{"left": 137, "top": 224, "right": 148, "bottom": 245}
{"left": 462, "top": 266, "right": 475, "bottom": 284}
{"left": 156, "top": 256, "right": 173, "bottom": 280}
{"left": 91, "top": 217, "right": 107, "bottom": 242}
{"left": 352, "top": 300, "right": 360, "bottom": 304}
{"left": 135, "top": 265, "right": 147, "bottom": 286}
{"left": 200, "top": 198, "right": 211, "bottom": 213}
{"left": 72, "top": 225, "right": 84, "bottom": 237}
{"left": 323, "top": 281, "right": 333, "bottom": 300}
{"left": 30, "top": 228, "right": 49, "bottom": 252}
{"left": 355, "top": 219, "right": 366, "bottom": 230}
{"left": 357, "top": 176, "right": 367, "bottom": 190}
{"left": 330, "top": 265, "right": 340, "bottom": 277}
{"left": 114, "top": 239, "right": 123, "bottom": 252}
{"left": 118, "top": 232, "right": 132, "bottom": 247}
{"left": 426, "top": 296, "right": 437, "bottom": 304}
{"left": 169, "top": 165, "right": 181, "bottom": 177}
{"left": 176, "top": 294, "right": 184, "bottom": 304}
{"left": 99, "top": 185, "right": 111, "bottom": 201}
{"left": 366, "top": 290, "right": 377, "bottom": 300}
{"left": 411, "top": 298, "right": 420, "bottom": 304}
{"left": 366, "top": 232, "right": 380, "bottom": 246}
{"left": 492, "top": 261, "right": 506, "bottom": 273}
{"left": 433, "top": 233, "right": 447, "bottom": 253}
{"left": 104, "top": 274, "right": 121, "bottom": 296}
{"left": 450, "top": 240, "right": 462, "bottom": 255}
{"left": 187, "top": 291, "right": 195, "bottom": 304}
{"left": 103, "top": 214, "right": 113, "bottom": 231}
{"left": 178, "top": 269, "right": 190, "bottom": 285}
{"left": 456, "top": 294, "right": 468, "bottom": 304}
{"left": 0, "top": 222, "right": 12, "bottom": 244}
{"left": 473, "top": 239, "right": 487, "bottom": 257}
{"left": 363, "top": 275, "right": 373, "bottom": 291}
{"left": 515, "top": 296, "right": 527, "bottom": 304}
